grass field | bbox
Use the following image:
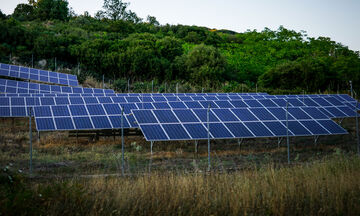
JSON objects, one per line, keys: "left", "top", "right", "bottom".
{"left": 1, "top": 117, "right": 360, "bottom": 215}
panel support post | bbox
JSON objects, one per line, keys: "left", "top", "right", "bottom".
{"left": 207, "top": 104, "right": 211, "bottom": 172}
{"left": 29, "top": 107, "right": 33, "bottom": 175}
{"left": 121, "top": 106, "right": 125, "bottom": 176}
{"left": 286, "top": 101, "right": 290, "bottom": 164}
{"left": 314, "top": 136, "right": 319, "bottom": 146}
{"left": 195, "top": 140, "right": 198, "bottom": 153}
{"left": 37, "top": 132, "right": 40, "bottom": 144}
{"left": 238, "top": 138, "right": 243, "bottom": 149}
{"left": 354, "top": 92, "right": 359, "bottom": 156}
{"left": 151, "top": 141, "right": 154, "bottom": 155}
{"left": 277, "top": 137, "right": 283, "bottom": 148}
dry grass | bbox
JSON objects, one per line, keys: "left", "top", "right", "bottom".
{"left": 2, "top": 155, "right": 359, "bottom": 215}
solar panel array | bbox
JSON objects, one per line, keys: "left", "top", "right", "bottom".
{"left": 132, "top": 108, "right": 347, "bottom": 141}
{"left": 0, "top": 78, "right": 114, "bottom": 94}
{"left": 0, "top": 95, "right": 357, "bottom": 119}
{"left": 0, "top": 63, "right": 79, "bottom": 86}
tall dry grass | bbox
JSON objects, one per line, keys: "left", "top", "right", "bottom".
{"left": 11, "top": 155, "right": 357, "bottom": 215}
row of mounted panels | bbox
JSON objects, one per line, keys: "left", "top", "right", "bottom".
{"left": 0, "top": 79, "right": 114, "bottom": 94}
{"left": 0, "top": 94, "right": 355, "bottom": 108}
{"left": 0, "top": 63, "right": 78, "bottom": 86}
{"left": 30, "top": 105, "right": 354, "bottom": 131}
{"left": 137, "top": 120, "right": 347, "bottom": 141}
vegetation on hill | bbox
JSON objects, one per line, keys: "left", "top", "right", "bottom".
{"left": 0, "top": 0, "right": 359, "bottom": 92}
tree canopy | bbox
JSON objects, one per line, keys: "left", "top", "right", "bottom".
{"left": 1, "top": 0, "right": 359, "bottom": 92}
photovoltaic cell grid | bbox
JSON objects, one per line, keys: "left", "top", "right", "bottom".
{"left": 0, "top": 78, "right": 114, "bottom": 94}
{"left": 0, "top": 96, "right": 356, "bottom": 118}
{"left": 132, "top": 108, "right": 347, "bottom": 141}
{"left": 33, "top": 104, "right": 139, "bottom": 131}
{"left": 0, "top": 63, "right": 79, "bottom": 86}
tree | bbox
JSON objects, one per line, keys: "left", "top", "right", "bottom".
{"left": 12, "top": 4, "right": 35, "bottom": 21}
{"left": 0, "top": 10, "right": 7, "bottom": 20}
{"left": 35, "top": 0, "right": 70, "bottom": 21}
{"left": 102, "top": 0, "right": 129, "bottom": 20}
{"left": 176, "top": 44, "right": 227, "bottom": 87}
{"left": 147, "top": 15, "right": 159, "bottom": 26}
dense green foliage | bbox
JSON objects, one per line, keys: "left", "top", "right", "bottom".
{"left": 1, "top": 0, "right": 359, "bottom": 92}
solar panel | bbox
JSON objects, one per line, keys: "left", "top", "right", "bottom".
{"left": 0, "top": 63, "right": 79, "bottom": 86}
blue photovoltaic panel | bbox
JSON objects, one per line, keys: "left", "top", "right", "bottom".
{"left": 209, "top": 123, "right": 233, "bottom": 138}
{"left": 152, "top": 96, "right": 166, "bottom": 102}
{"left": 55, "top": 97, "right": 70, "bottom": 105}
{"left": 224, "top": 122, "right": 254, "bottom": 137}
{"left": 300, "top": 120, "right": 329, "bottom": 135}
{"left": 108, "top": 115, "right": 130, "bottom": 128}
{"left": 153, "top": 110, "right": 179, "bottom": 123}
{"left": 337, "top": 106, "right": 357, "bottom": 117}
{"left": 34, "top": 106, "right": 52, "bottom": 117}
{"left": 317, "top": 120, "right": 347, "bottom": 134}
{"left": 312, "top": 98, "right": 332, "bottom": 106}
{"left": 272, "top": 99, "right": 288, "bottom": 107}
{"left": 111, "top": 97, "right": 126, "bottom": 103}
{"left": 51, "top": 105, "right": 70, "bottom": 116}
{"left": 83, "top": 97, "right": 98, "bottom": 104}
{"left": 139, "top": 96, "right": 153, "bottom": 102}
{"left": 302, "top": 98, "right": 319, "bottom": 107}
{"left": 54, "top": 117, "right": 74, "bottom": 130}
{"left": 173, "top": 109, "right": 199, "bottom": 122}
{"left": 317, "top": 107, "right": 335, "bottom": 118}
{"left": 0, "top": 107, "right": 10, "bottom": 116}
{"left": 250, "top": 108, "right": 277, "bottom": 121}
{"left": 11, "top": 97, "right": 25, "bottom": 106}
{"left": 120, "top": 103, "right": 138, "bottom": 114}
{"left": 287, "top": 98, "right": 305, "bottom": 107}
{"left": 0, "top": 98, "right": 9, "bottom": 105}
{"left": 168, "top": 101, "right": 187, "bottom": 109}
{"left": 215, "top": 101, "right": 234, "bottom": 108}
{"left": 97, "top": 97, "right": 113, "bottom": 103}
{"left": 323, "top": 97, "right": 343, "bottom": 106}
{"left": 73, "top": 117, "right": 93, "bottom": 129}
{"left": 244, "top": 99, "right": 263, "bottom": 107}
{"left": 11, "top": 107, "right": 27, "bottom": 117}
{"left": 212, "top": 109, "right": 238, "bottom": 121}
{"left": 103, "top": 103, "right": 121, "bottom": 115}
{"left": 199, "top": 101, "right": 218, "bottom": 108}
{"left": 153, "top": 102, "right": 170, "bottom": 109}
{"left": 40, "top": 97, "right": 55, "bottom": 105}
{"left": 136, "top": 102, "right": 154, "bottom": 109}
{"left": 126, "top": 97, "right": 140, "bottom": 103}
{"left": 183, "top": 123, "right": 209, "bottom": 139}
{"left": 231, "top": 108, "right": 258, "bottom": 121}
{"left": 301, "top": 107, "right": 329, "bottom": 119}
{"left": 287, "top": 108, "right": 312, "bottom": 120}
{"left": 132, "top": 110, "right": 158, "bottom": 124}
{"left": 285, "top": 121, "right": 311, "bottom": 136}
{"left": 229, "top": 100, "right": 248, "bottom": 108}
{"left": 267, "top": 107, "right": 295, "bottom": 120}
{"left": 91, "top": 116, "right": 112, "bottom": 129}
{"left": 192, "top": 109, "right": 220, "bottom": 122}
{"left": 191, "top": 96, "right": 205, "bottom": 101}
{"left": 263, "top": 121, "right": 291, "bottom": 136}
{"left": 162, "top": 124, "right": 190, "bottom": 140}
{"left": 69, "top": 105, "right": 88, "bottom": 116}
{"left": 244, "top": 122, "right": 274, "bottom": 137}
{"left": 324, "top": 107, "right": 347, "bottom": 118}
{"left": 69, "top": 97, "right": 84, "bottom": 104}
{"left": 36, "top": 118, "right": 55, "bottom": 131}
{"left": 86, "top": 104, "right": 106, "bottom": 115}
{"left": 258, "top": 99, "right": 278, "bottom": 107}
{"left": 140, "top": 124, "right": 168, "bottom": 140}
